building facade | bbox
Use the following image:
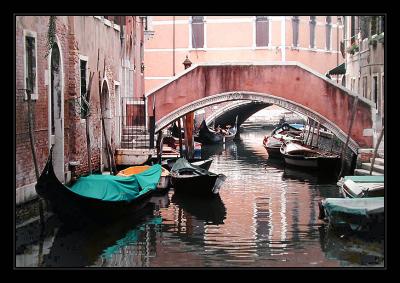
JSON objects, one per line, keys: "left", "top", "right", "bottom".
{"left": 341, "top": 16, "right": 384, "bottom": 147}
{"left": 144, "top": 16, "right": 344, "bottom": 93}
{"left": 15, "top": 16, "right": 146, "bottom": 204}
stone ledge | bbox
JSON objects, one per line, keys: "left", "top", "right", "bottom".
{"left": 16, "top": 182, "right": 38, "bottom": 206}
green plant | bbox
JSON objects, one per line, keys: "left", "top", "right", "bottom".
{"left": 347, "top": 44, "right": 359, "bottom": 55}
{"left": 45, "top": 16, "right": 57, "bottom": 58}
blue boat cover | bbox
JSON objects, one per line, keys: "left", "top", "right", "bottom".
{"left": 68, "top": 164, "right": 162, "bottom": 202}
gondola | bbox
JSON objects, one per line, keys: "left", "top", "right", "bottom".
{"left": 197, "top": 116, "right": 238, "bottom": 144}
{"left": 35, "top": 147, "right": 162, "bottom": 226}
{"left": 170, "top": 158, "right": 226, "bottom": 196}
{"left": 280, "top": 141, "right": 340, "bottom": 173}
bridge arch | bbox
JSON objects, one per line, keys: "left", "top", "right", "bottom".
{"left": 156, "top": 91, "right": 363, "bottom": 153}
{"left": 147, "top": 62, "right": 375, "bottom": 153}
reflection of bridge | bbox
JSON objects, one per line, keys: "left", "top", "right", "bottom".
{"left": 146, "top": 62, "right": 375, "bottom": 153}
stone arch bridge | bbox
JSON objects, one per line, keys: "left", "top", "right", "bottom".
{"left": 146, "top": 62, "right": 375, "bottom": 153}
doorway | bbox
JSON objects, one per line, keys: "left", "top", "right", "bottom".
{"left": 49, "top": 42, "right": 64, "bottom": 182}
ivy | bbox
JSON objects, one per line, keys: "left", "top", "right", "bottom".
{"left": 45, "top": 16, "right": 57, "bottom": 58}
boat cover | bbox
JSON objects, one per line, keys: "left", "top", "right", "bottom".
{"left": 343, "top": 175, "right": 384, "bottom": 183}
{"left": 171, "top": 158, "right": 209, "bottom": 175}
{"left": 68, "top": 164, "right": 162, "bottom": 202}
{"left": 323, "top": 197, "right": 384, "bottom": 216}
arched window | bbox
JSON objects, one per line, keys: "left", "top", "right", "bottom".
{"left": 292, "top": 16, "right": 300, "bottom": 47}
{"left": 325, "top": 16, "right": 332, "bottom": 50}
{"left": 191, "top": 16, "right": 204, "bottom": 48}
{"left": 309, "top": 16, "right": 316, "bottom": 48}
{"left": 256, "top": 16, "right": 269, "bottom": 47}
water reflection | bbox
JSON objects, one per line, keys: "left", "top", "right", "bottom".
{"left": 318, "top": 224, "right": 384, "bottom": 266}
{"left": 41, "top": 204, "right": 156, "bottom": 267}
{"left": 16, "top": 127, "right": 384, "bottom": 267}
{"left": 171, "top": 193, "right": 226, "bottom": 225}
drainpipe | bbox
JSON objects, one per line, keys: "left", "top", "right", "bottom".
{"left": 173, "top": 16, "right": 175, "bottom": 76}
{"left": 281, "top": 16, "right": 286, "bottom": 62}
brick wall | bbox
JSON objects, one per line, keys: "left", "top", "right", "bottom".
{"left": 16, "top": 16, "right": 144, "bottom": 192}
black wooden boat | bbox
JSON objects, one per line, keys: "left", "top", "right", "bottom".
{"left": 197, "top": 116, "right": 238, "bottom": 144}
{"left": 170, "top": 158, "right": 226, "bottom": 196}
{"left": 35, "top": 148, "right": 160, "bottom": 226}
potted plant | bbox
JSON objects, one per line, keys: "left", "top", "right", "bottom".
{"left": 347, "top": 43, "right": 359, "bottom": 55}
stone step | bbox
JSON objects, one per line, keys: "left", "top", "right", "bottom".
{"left": 370, "top": 157, "right": 384, "bottom": 166}
{"left": 121, "top": 140, "right": 152, "bottom": 148}
{"left": 121, "top": 134, "right": 155, "bottom": 142}
{"left": 360, "top": 163, "right": 385, "bottom": 174}
{"left": 122, "top": 126, "right": 146, "bottom": 135}
{"left": 354, "top": 168, "right": 384, "bottom": 176}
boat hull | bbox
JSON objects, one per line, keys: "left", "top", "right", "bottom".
{"left": 171, "top": 174, "right": 226, "bottom": 196}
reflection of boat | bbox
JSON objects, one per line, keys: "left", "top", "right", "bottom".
{"left": 118, "top": 165, "right": 171, "bottom": 194}
{"left": 282, "top": 167, "right": 338, "bottom": 184}
{"left": 318, "top": 197, "right": 384, "bottom": 232}
{"left": 280, "top": 142, "right": 340, "bottom": 173}
{"left": 42, "top": 206, "right": 156, "bottom": 267}
{"left": 197, "top": 116, "right": 238, "bottom": 144}
{"left": 171, "top": 193, "right": 226, "bottom": 224}
{"left": 171, "top": 158, "right": 227, "bottom": 196}
{"left": 318, "top": 224, "right": 384, "bottom": 265}
{"left": 36, "top": 147, "right": 161, "bottom": 226}
{"left": 337, "top": 175, "right": 384, "bottom": 198}
{"left": 150, "top": 193, "right": 170, "bottom": 209}
{"left": 262, "top": 123, "right": 303, "bottom": 158}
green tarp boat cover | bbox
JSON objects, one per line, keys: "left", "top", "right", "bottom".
{"left": 68, "top": 164, "right": 162, "bottom": 202}
{"left": 343, "top": 175, "right": 384, "bottom": 183}
{"left": 323, "top": 197, "right": 384, "bottom": 217}
{"left": 171, "top": 158, "right": 210, "bottom": 175}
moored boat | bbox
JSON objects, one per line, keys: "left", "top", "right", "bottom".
{"left": 337, "top": 175, "right": 384, "bottom": 198}
{"left": 35, "top": 148, "right": 161, "bottom": 226}
{"left": 280, "top": 141, "right": 340, "bottom": 172}
{"left": 318, "top": 197, "right": 384, "bottom": 232}
{"left": 197, "top": 116, "right": 238, "bottom": 144}
{"left": 162, "top": 157, "right": 213, "bottom": 171}
{"left": 170, "top": 158, "right": 226, "bottom": 196}
{"left": 262, "top": 123, "right": 304, "bottom": 158}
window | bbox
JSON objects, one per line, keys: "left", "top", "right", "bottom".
{"left": 363, "top": 76, "right": 368, "bottom": 99}
{"left": 309, "top": 16, "right": 316, "bottom": 48}
{"left": 24, "top": 31, "right": 38, "bottom": 100}
{"left": 370, "top": 16, "right": 378, "bottom": 36}
{"left": 372, "top": 75, "right": 378, "bottom": 108}
{"left": 325, "top": 16, "right": 332, "bottom": 50}
{"left": 191, "top": 16, "right": 204, "bottom": 48}
{"left": 351, "top": 78, "right": 355, "bottom": 91}
{"left": 351, "top": 16, "right": 356, "bottom": 44}
{"left": 80, "top": 59, "right": 88, "bottom": 119}
{"left": 256, "top": 16, "right": 269, "bottom": 47}
{"left": 292, "top": 16, "right": 300, "bottom": 47}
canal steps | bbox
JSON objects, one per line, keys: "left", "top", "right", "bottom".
{"left": 354, "top": 155, "right": 385, "bottom": 176}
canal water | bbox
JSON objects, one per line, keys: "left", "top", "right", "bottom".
{"left": 16, "top": 128, "right": 384, "bottom": 268}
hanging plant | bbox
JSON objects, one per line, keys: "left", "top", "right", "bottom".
{"left": 346, "top": 43, "right": 359, "bottom": 55}
{"left": 45, "top": 16, "right": 57, "bottom": 58}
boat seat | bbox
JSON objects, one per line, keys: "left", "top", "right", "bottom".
{"left": 343, "top": 180, "right": 364, "bottom": 197}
